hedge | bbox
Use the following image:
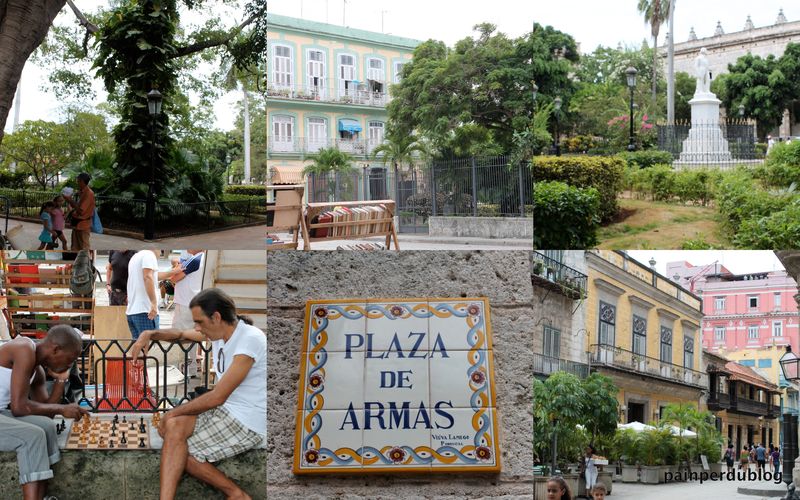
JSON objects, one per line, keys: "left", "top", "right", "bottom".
{"left": 534, "top": 181, "right": 600, "bottom": 249}
{"left": 533, "top": 156, "right": 624, "bottom": 222}
{"left": 224, "top": 185, "right": 267, "bottom": 196}
{"left": 619, "top": 150, "right": 674, "bottom": 169}
{"left": 626, "top": 166, "right": 720, "bottom": 205}
{"left": 754, "top": 140, "right": 800, "bottom": 188}
{"left": 734, "top": 197, "right": 800, "bottom": 248}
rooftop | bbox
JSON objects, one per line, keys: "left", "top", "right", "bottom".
{"left": 267, "top": 13, "right": 423, "bottom": 50}
{"left": 725, "top": 361, "right": 779, "bottom": 392}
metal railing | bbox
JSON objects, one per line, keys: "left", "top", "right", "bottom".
{"left": 533, "top": 352, "right": 589, "bottom": 378}
{"left": 266, "top": 82, "right": 390, "bottom": 107}
{"left": 589, "top": 343, "right": 708, "bottom": 389}
{"left": 268, "top": 136, "right": 385, "bottom": 156}
{"left": 657, "top": 120, "right": 765, "bottom": 168}
{"left": 74, "top": 339, "right": 213, "bottom": 412}
{"left": 531, "top": 251, "right": 587, "bottom": 300}
{"left": 734, "top": 397, "right": 776, "bottom": 417}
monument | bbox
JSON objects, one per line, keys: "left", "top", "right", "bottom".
{"left": 675, "top": 47, "right": 733, "bottom": 167}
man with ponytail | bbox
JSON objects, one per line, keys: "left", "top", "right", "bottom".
{"left": 129, "top": 288, "right": 266, "bottom": 500}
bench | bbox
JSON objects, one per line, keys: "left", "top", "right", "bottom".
{"left": 300, "top": 200, "right": 399, "bottom": 251}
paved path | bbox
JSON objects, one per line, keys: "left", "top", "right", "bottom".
{"left": 609, "top": 472, "right": 787, "bottom": 500}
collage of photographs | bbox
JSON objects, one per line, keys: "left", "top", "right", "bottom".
{"left": 1, "top": 0, "right": 800, "bottom": 499}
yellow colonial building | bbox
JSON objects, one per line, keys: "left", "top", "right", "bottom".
{"left": 586, "top": 251, "right": 706, "bottom": 424}
{"left": 266, "top": 14, "right": 421, "bottom": 186}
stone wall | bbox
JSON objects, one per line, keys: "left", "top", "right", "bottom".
{"left": 428, "top": 217, "right": 533, "bottom": 240}
{"left": 267, "top": 251, "right": 534, "bottom": 499}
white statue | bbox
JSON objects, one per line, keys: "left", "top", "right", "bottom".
{"left": 694, "top": 48, "right": 712, "bottom": 95}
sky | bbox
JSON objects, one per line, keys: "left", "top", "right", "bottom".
{"left": 627, "top": 251, "right": 785, "bottom": 278}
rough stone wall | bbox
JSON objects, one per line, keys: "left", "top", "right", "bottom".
{"left": 267, "top": 251, "right": 534, "bottom": 499}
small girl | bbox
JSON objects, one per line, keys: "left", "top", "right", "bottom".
{"left": 546, "top": 475, "right": 572, "bottom": 500}
{"left": 37, "top": 201, "right": 57, "bottom": 250}
{"left": 51, "top": 195, "right": 68, "bottom": 249}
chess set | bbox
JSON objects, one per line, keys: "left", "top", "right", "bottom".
{"left": 61, "top": 413, "right": 161, "bottom": 450}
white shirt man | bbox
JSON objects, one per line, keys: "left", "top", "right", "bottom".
{"left": 172, "top": 250, "right": 205, "bottom": 376}
{"left": 126, "top": 250, "right": 179, "bottom": 339}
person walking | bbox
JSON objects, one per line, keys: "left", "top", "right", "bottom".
{"left": 756, "top": 443, "right": 766, "bottom": 473}
{"left": 772, "top": 445, "right": 781, "bottom": 474}
{"left": 51, "top": 195, "right": 68, "bottom": 250}
{"left": 724, "top": 443, "right": 735, "bottom": 473}
{"left": 739, "top": 445, "right": 750, "bottom": 470}
{"left": 64, "top": 173, "right": 95, "bottom": 250}
{"left": 36, "top": 202, "right": 57, "bottom": 250}
{"left": 125, "top": 250, "right": 179, "bottom": 339}
{"left": 578, "top": 445, "right": 598, "bottom": 499}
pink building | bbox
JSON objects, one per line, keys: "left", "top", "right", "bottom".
{"left": 666, "top": 261, "right": 800, "bottom": 351}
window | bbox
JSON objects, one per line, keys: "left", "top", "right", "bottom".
{"left": 367, "top": 121, "right": 384, "bottom": 152}
{"left": 660, "top": 327, "right": 672, "bottom": 363}
{"left": 543, "top": 325, "right": 560, "bottom": 359}
{"left": 739, "top": 359, "right": 755, "bottom": 367}
{"left": 714, "top": 296, "right": 725, "bottom": 311}
{"left": 683, "top": 336, "right": 694, "bottom": 369}
{"left": 307, "top": 49, "right": 326, "bottom": 95}
{"left": 748, "top": 295, "right": 759, "bottom": 309}
{"left": 393, "top": 61, "right": 406, "bottom": 83}
{"left": 271, "top": 115, "right": 294, "bottom": 151}
{"left": 773, "top": 321, "right": 783, "bottom": 338}
{"left": 714, "top": 326, "right": 725, "bottom": 341}
{"left": 775, "top": 292, "right": 782, "bottom": 308}
{"left": 338, "top": 54, "right": 356, "bottom": 97}
{"left": 598, "top": 301, "right": 616, "bottom": 346}
{"left": 307, "top": 118, "right": 327, "bottom": 152}
{"left": 272, "top": 45, "right": 293, "bottom": 87}
{"left": 758, "top": 358, "right": 773, "bottom": 368}
{"left": 632, "top": 315, "right": 647, "bottom": 356}
{"left": 367, "top": 58, "right": 384, "bottom": 82}
{"left": 748, "top": 325, "right": 759, "bottom": 339}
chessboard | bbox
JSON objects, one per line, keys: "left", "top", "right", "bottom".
{"left": 62, "top": 413, "right": 160, "bottom": 450}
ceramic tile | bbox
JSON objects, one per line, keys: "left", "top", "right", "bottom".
{"left": 428, "top": 299, "right": 491, "bottom": 352}
{"left": 301, "top": 350, "right": 365, "bottom": 410}
{"left": 365, "top": 299, "right": 431, "bottom": 353}
{"left": 306, "top": 301, "right": 367, "bottom": 353}
{"left": 429, "top": 407, "right": 499, "bottom": 470}
{"left": 295, "top": 409, "right": 364, "bottom": 471}
{"left": 361, "top": 407, "right": 433, "bottom": 470}
{"left": 364, "top": 355, "right": 429, "bottom": 409}
{"left": 429, "top": 348, "right": 494, "bottom": 409}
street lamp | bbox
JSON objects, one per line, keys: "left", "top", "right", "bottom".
{"left": 779, "top": 344, "right": 800, "bottom": 499}
{"left": 553, "top": 96, "right": 562, "bottom": 157}
{"left": 145, "top": 89, "right": 162, "bottom": 240}
{"left": 738, "top": 104, "right": 745, "bottom": 119}
{"left": 225, "top": 153, "right": 231, "bottom": 185}
{"left": 625, "top": 67, "right": 638, "bottom": 152}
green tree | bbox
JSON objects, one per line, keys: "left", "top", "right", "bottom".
{"left": 581, "top": 373, "right": 620, "bottom": 446}
{"left": 534, "top": 372, "right": 588, "bottom": 470}
{"left": 637, "top": 0, "right": 670, "bottom": 107}
{"left": 0, "top": 120, "right": 69, "bottom": 188}
{"left": 371, "top": 132, "right": 428, "bottom": 170}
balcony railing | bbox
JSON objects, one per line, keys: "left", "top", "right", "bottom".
{"left": 707, "top": 391, "right": 731, "bottom": 410}
{"left": 533, "top": 352, "right": 590, "bottom": 379}
{"left": 531, "top": 251, "right": 588, "bottom": 300}
{"left": 267, "top": 82, "right": 390, "bottom": 107}
{"left": 268, "top": 136, "right": 385, "bottom": 157}
{"left": 589, "top": 343, "right": 708, "bottom": 389}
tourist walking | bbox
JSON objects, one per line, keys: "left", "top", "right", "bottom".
{"left": 756, "top": 443, "right": 766, "bottom": 472}
{"left": 739, "top": 445, "right": 750, "bottom": 470}
{"left": 772, "top": 445, "right": 781, "bottom": 474}
{"left": 724, "top": 443, "right": 735, "bottom": 472}
{"left": 578, "top": 445, "right": 598, "bottom": 498}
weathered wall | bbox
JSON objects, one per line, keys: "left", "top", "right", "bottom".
{"left": 428, "top": 217, "right": 534, "bottom": 240}
{"left": 267, "top": 251, "right": 534, "bottom": 499}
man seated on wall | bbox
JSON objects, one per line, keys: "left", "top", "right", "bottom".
{"left": 0, "top": 325, "right": 89, "bottom": 500}
{"left": 129, "top": 288, "right": 266, "bottom": 500}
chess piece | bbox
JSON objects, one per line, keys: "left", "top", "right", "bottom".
{"left": 113, "top": 414, "right": 119, "bottom": 424}
{"left": 122, "top": 416, "right": 127, "bottom": 424}
{"left": 138, "top": 437, "right": 146, "bottom": 448}
{"left": 111, "top": 428, "right": 116, "bottom": 437}
{"left": 89, "top": 434, "right": 96, "bottom": 444}
{"left": 121, "top": 432, "right": 127, "bottom": 444}
{"left": 109, "top": 439, "right": 115, "bottom": 448}
{"left": 111, "top": 422, "right": 117, "bottom": 431}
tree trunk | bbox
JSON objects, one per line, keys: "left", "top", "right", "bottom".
{"left": 242, "top": 82, "right": 251, "bottom": 184}
{"left": 0, "top": 0, "right": 66, "bottom": 144}
{"left": 667, "top": 0, "right": 676, "bottom": 123}
{"left": 652, "top": 34, "right": 658, "bottom": 111}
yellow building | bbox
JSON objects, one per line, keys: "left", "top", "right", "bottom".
{"left": 266, "top": 14, "right": 421, "bottom": 188}
{"left": 586, "top": 251, "right": 705, "bottom": 424}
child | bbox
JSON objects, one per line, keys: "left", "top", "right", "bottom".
{"left": 37, "top": 202, "right": 57, "bottom": 250}
{"left": 51, "top": 195, "right": 68, "bottom": 249}
{"left": 546, "top": 476, "right": 572, "bottom": 500}
{"left": 590, "top": 483, "right": 607, "bottom": 500}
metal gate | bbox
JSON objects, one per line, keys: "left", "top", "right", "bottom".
{"left": 394, "top": 165, "right": 430, "bottom": 234}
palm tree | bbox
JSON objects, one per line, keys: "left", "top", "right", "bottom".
{"left": 666, "top": 0, "right": 676, "bottom": 123}
{"left": 637, "top": 0, "right": 670, "bottom": 109}
{"left": 303, "top": 147, "right": 357, "bottom": 202}
{"left": 371, "top": 133, "right": 428, "bottom": 171}
{"left": 222, "top": 61, "right": 260, "bottom": 184}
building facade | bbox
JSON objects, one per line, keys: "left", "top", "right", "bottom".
{"left": 532, "top": 251, "right": 589, "bottom": 381}
{"left": 266, "top": 14, "right": 420, "bottom": 187}
{"left": 586, "top": 251, "right": 706, "bottom": 425}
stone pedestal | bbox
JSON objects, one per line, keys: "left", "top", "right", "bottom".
{"left": 677, "top": 93, "right": 732, "bottom": 164}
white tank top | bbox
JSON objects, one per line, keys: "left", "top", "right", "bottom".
{"left": 0, "top": 338, "right": 36, "bottom": 410}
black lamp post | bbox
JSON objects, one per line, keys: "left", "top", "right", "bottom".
{"left": 532, "top": 82, "right": 538, "bottom": 112}
{"left": 626, "top": 67, "right": 638, "bottom": 152}
{"left": 779, "top": 345, "right": 800, "bottom": 499}
{"left": 553, "top": 96, "right": 562, "bottom": 157}
{"left": 738, "top": 104, "right": 745, "bottom": 119}
{"left": 145, "top": 89, "right": 162, "bottom": 240}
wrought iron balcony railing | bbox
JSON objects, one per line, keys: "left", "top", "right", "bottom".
{"left": 589, "top": 343, "right": 708, "bottom": 389}
{"left": 707, "top": 391, "right": 731, "bottom": 410}
{"left": 268, "top": 136, "right": 386, "bottom": 157}
{"left": 533, "top": 352, "right": 590, "bottom": 379}
{"left": 531, "top": 251, "right": 588, "bottom": 300}
{"left": 267, "top": 82, "right": 390, "bottom": 107}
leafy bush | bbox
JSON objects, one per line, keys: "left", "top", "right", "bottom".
{"left": 716, "top": 169, "right": 790, "bottom": 233}
{"left": 562, "top": 135, "right": 600, "bottom": 154}
{"left": 628, "top": 166, "right": 721, "bottom": 205}
{"left": 533, "top": 155, "right": 625, "bottom": 222}
{"left": 224, "top": 185, "right": 267, "bottom": 196}
{"left": 755, "top": 140, "right": 800, "bottom": 188}
{"left": 620, "top": 150, "right": 674, "bottom": 169}
{"left": 0, "top": 170, "right": 28, "bottom": 189}
{"left": 534, "top": 181, "right": 600, "bottom": 249}
{"left": 734, "top": 197, "right": 800, "bottom": 248}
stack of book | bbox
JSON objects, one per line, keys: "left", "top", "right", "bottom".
{"left": 311, "top": 204, "right": 389, "bottom": 238}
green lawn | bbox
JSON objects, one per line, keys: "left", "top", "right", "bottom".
{"left": 597, "top": 198, "right": 730, "bottom": 249}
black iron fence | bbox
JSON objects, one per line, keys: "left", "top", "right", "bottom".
{"left": 656, "top": 120, "right": 764, "bottom": 167}
{"left": 0, "top": 188, "right": 266, "bottom": 239}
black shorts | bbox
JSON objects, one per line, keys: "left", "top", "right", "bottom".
{"left": 758, "top": 459, "right": 766, "bottom": 467}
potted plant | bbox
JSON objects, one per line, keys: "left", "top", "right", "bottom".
{"left": 617, "top": 428, "right": 641, "bottom": 482}
{"left": 533, "top": 260, "right": 544, "bottom": 276}
{"left": 639, "top": 429, "right": 669, "bottom": 484}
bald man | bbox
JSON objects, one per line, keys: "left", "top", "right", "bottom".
{"left": 0, "top": 325, "right": 89, "bottom": 500}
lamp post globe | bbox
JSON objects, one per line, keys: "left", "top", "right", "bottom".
{"left": 553, "top": 96, "right": 562, "bottom": 156}
{"left": 625, "top": 67, "right": 638, "bottom": 152}
{"left": 738, "top": 104, "right": 745, "bottom": 118}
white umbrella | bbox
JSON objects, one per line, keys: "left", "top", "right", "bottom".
{"left": 617, "top": 421, "right": 655, "bottom": 432}
{"left": 665, "top": 424, "right": 697, "bottom": 437}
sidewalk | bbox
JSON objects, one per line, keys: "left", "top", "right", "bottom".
{"left": 609, "top": 469, "right": 787, "bottom": 500}
{"left": 275, "top": 232, "right": 534, "bottom": 251}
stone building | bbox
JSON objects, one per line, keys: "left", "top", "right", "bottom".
{"left": 266, "top": 251, "right": 533, "bottom": 498}
{"left": 532, "top": 251, "right": 589, "bottom": 381}
{"left": 585, "top": 251, "right": 705, "bottom": 425}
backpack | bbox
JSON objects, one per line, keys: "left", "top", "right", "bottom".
{"left": 70, "top": 250, "right": 96, "bottom": 296}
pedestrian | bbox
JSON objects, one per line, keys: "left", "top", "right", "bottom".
{"left": 546, "top": 475, "right": 572, "bottom": 500}
{"left": 724, "top": 443, "right": 735, "bottom": 473}
{"left": 50, "top": 195, "right": 68, "bottom": 250}
{"left": 768, "top": 444, "right": 774, "bottom": 472}
{"left": 125, "top": 250, "right": 180, "bottom": 339}
{"left": 773, "top": 446, "right": 781, "bottom": 474}
{"left": 578, "top": 445, "right": 597, "bottom": 498}
{"left": 37, "top": 202, "right": 57, "bottom": 250}
{"left": 590, "top": 483, "right": 606, "bottom": 500}
{"left": 749, "top": 444, "right": 756, "bottom": 467}
{"left": 171, "top": 250, "right": 205, "bottom": 377}
{"left": 63, "top": 172, "right": 95, "bottom": 251}
{"left": 756, "top": 442, "right": 766, "bottom": 472}
{"left": 767, "top": 135, "right": 775, "bottom": 155}
{"left": 106, "top": 250, "right": 136, "bottom": 306}
{"left": 740, "top": 445, "right": 750, "bottom": 470}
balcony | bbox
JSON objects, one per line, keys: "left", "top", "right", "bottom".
{"left": 730, "top": 397, "right": 778, "bottom": 418}
{"left": 268, "top": 136, "right": 386, "bottom": 157}
{"left": 589, "top": 343, "right": 708, "bottom": 389}
{"left": 533, "top": 353, "right": 590, "bottom": 379}
{"left": 531, "top": 251, "right": 587, "bottom": 300}
{"left": 267, "top": 82, "right": 390, "bottom": 108}
{"left": 707, "top": 392, "right": 731, "bottom": 411}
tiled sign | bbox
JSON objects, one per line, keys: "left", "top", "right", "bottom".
{"left": 293, "top": 298, "right": 500, "bottom": 474}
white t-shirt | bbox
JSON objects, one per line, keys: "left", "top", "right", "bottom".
{"left": 213, "top": 320, "right": 266, "bottom": 435}
{"left": 126, "top": 250, "right": 160, "bottom": 316}
{"left": 174, "top": 252, "right": 204, "bottom": 307}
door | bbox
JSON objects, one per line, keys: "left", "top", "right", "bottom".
{"left": 271, "top": 116, "right": 294, "bottom": 152}
{"left": 307, "top": 50, "right": 325, "bottom": 99}
{"left": 307, "top": 118, "right": 326, "bottom": 153}
{"left": 627, "top": 402, "right": 645, "bottom": 424}
{"left": 272, "top": 45, "right": 293, "bottom": 88}
{"left": 338, "top": 54, "right": 356, "bottom": 98}
{"left": 395, "top": 164, "right": 431, "bottom": 234}
{"left": 368, "top": 121, "right": 384, "bottom": 154}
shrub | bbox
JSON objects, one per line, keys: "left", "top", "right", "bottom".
{"left": 224, "top": 185, "right": 267, "bottom": 196}
{"left": 755, "top": 140, "right": 800, "bottom": 188}
{"left": 734, "top": 197, "right": 800, "bottom": 248}
{"left": 562, "top": 135, "right": 600, "bottom": 154}
{"left": 534, "top": 181, "right": 600, "bottom": 249}
{"left": 620, "top": 150, "right": 674, "bottom": 169}
{"left": 533, "top": 156, "right": 625, "bottom": 222}
{"left": 0, "top": 170, "right": 28, "bottom": 189}
{"left": 716, "top": 169, "right": 790, "bottom": 233}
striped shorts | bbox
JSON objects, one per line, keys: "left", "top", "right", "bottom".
{"left": 188, "top": 406, "right": 263, "bottom": 463}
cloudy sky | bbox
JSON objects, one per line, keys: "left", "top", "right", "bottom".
{"left": 627, "top": 250, "right": 785, "bottom": 277}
